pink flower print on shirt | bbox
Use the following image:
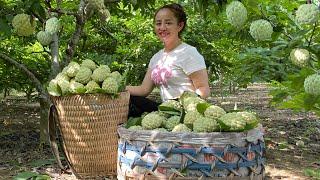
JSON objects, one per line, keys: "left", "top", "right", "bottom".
{"left": 151, "top": 64, "right": 172, "bottom": 86}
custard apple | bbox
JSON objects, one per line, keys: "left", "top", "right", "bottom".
{"left": 81, "top": 59, "right": 97, "bottom": 71}
{"left": 249, "top": 19, "right": 273, "bottom": 41}
{"left": 172, "top": 124, "right": 191, "bottom": 132}
{"left": 45, "top": 17, "right": 61, "bottom": 34}
{"left": 304, "top": 73, "right": 320, "bottom": 96}
{"left": 47, "top": 79, "right": 61, "bottom": 96}
{"left": 179, "top": 91, "right": 198, "bottom": 105}
{"left": 226, "top": 1, "right": 247, "bottom": 28}
{"left": 55, "top": 72, "right": 70, "bottom": 82}
{"left": 128, "top": 125, "right": 143, "bottom": 130}
{"left": 204, "top": 105, "right": 226, "bottom": 120}
{"left": 98, "top": 8, "right": 111, "bottom": 21}
{"left": 237, "top": 111, "right": 259, "bottom": 130}
{"left": 153, "top": 128, "right": 168, "bottom": 132}
{"left": 164, "top": 116, "right": 181, "bottom": 131}
{"left": 64, "top": 61, "right": 81, "bottom": 78}
{"left": 87, "top": 0, "right": 105, "bottom": 10}
{"left": 12, "top": 14, "right": 36, "bottom": 36}
{"left": 36, "top": 31, "right": 52, "bottom": 46}
{"left": 110, "top": 71, "right": 122, "bottom": 83}
{"left": 290, "top": 48, "right": 310, "bottom": 67}
{"left": 182, "top": 96, "right": 206, "bottom": 112}
{"left": 57, "top": 79, "right": 70, "bottom": 96}
{"left": 69, "top": 80, "right": 86, "bottom": 94}
{"left": 183, "top": 110, "right": 203, "bottom": 128}
{"left": 218, "top": 112, "right": 247, "bottom": 132}
{"left": 85, "top": 80, "right": 101, "bottom": 93}
{"left": 75, "top": 66, "right": 92, "bottom": 84}
{"left": 91, "top": 65, "right": 110, "bottom": 82}
{"left": 193, "top": 116, "right": 219, "bottom": 133}
{"left": 102, "top": 77, "right": 119, "bottom": 94}
{"left": 295, "top": 4, "right": 319, "bottom": 25}
{"left": 141, "top": 112, "right": 166, "bottom": 130}
{"left": 159, "top": 99, "right": 183, "bottom": 112}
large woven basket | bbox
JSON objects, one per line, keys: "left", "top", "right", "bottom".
{"left": 117, "top": 125, "right": 265, "bottom": 180}
{"left": 50, "top": 91, "right": 130, "bottom": 179}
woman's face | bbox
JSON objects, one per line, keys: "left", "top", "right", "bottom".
{"left": 154, "top": 8, "right": 184, "bottom": 44}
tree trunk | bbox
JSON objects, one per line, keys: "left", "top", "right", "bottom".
{"left": 39, "top": 97, "right": 51, "bottom": 144}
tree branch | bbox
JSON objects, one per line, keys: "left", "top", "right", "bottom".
{"left": 0, "top": 53, "right": 49, "bottom": 101}
{"left": 61, "top": 0, "right": 86, "bottom": 67}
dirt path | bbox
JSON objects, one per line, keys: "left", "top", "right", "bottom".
{"left": 0, "top": 83, "right": 319, "bottom": 179}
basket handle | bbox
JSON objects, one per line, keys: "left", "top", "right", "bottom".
{"left": 48, "top": 104, "right": 68, "bottom": 172}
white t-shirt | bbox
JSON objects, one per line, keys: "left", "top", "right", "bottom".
{"left": 148, "top": 42, "right": 206, "bottom": 102}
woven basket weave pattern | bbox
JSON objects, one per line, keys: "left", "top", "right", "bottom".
{"left": 51, "top": 92, "right": 129, "bottom": 178}
{"left": 117, "top": 126, "right": 265, "bottom": 179}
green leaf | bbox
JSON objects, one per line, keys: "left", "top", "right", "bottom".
{"left": 303, "top": 168, "right": 320, "bottom": 179}
{"left": 196, "top": 102, "right": 211, "bottom": 114}
{"left": 34, "top": 175, "right": 51, "bottom": 180}
{"left": 158, "top": 110, "right": 181, "bottom": 116}
{"left": 27, "top": 159, "right": 54, "bottom": 167}
{"left": 125, "top": 117, "right": 142, "bottom": 128}
{"left": 158, "top": 106, "right": 180, "bottom": 113}
{"left": 13, "top": 171, "right": 38, "bottom": 180}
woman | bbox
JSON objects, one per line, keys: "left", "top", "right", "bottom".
{"left": 126, "top": 3, "right": 210, "bottom": 117}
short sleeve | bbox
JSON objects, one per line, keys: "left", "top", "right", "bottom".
{"left": 180, "top": 47, "right": 206, "bottom": 75}
{"left": 148, "top": 51, "right": 162, "bottom": 69}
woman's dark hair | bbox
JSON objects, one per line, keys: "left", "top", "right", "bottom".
{"left": 154, "top": 3, "right": 187, "bottom": 37}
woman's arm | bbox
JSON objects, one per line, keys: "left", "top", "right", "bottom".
{"left": 126, "top": 68, "right": 155, "bottom": 97}
{"left": 189, "top": 69, "right": 211, "bottom": 98}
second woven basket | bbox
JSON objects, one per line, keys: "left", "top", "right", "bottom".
{"left": 50, "top": 91, "right": 130, "bottom": 179}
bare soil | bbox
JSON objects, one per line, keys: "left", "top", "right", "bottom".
{"left": 0, "top": 83, "right": 319, "bottom": 180}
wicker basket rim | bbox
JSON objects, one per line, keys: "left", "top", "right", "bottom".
{"left": 118, "top": 124, "right": 264, "bottom": 146}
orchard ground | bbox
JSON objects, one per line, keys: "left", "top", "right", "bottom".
{"left": 0, "top": 83, "right": 319, "bottom": 179}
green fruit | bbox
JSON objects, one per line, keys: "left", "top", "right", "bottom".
{"left": 12, "top": 14, "right": 35, "bottom": 36}
{"left": 218, "top": 112, "right": 247, "bottom": 132}
{"left": 45, "top": 17, "right": 61, "bottom": 34}
{"left": 81, "top": 59, "right": 97, "bottom": 71}
{"left": 64, "top": 61, "right": 81, "bottom": 78}
{"left": 47, "top": 79, "right": 61, "bottom": 96}
{"left": 110, "top": 71, "right": 122, "bottom": 83}
{"left": 128, "top": 125, "right": 143, "bottom": 130}
{"left": 193, "top": 116, "right": 219, "bottom": 133}
{"left": 36, "top": 31, "right": 52, "bottom": 45}
{"left": 290, "top": 48, "right": 310, "bottom": 67}
{"left": 172, "top": 124, "right": 191, "bottom": 132}
{"left": 88, "top": 0, "right": 105, "bottom": 10}
{"left": 75, "top": 66, "right": 92, "bottom": 84}
{"left": 141, "top": 112, "right": 166, "bottom": 130}
{"left": 304, "top": 73, "right": 320, "bottom": 96}
{"left": 159, "top": 100, "right": 183, "bottom": 112}
{"left": 295, "top": 4, "right": 319, "bottom": 25}
{"left": 183, "top": 111, "right": 202, "bottom": 127}
{"left": 204, "top": 105, "right": 226, "bottom": 120}
{"left": 237, "top": 111, "right": 259, "bottom": 130}
{"left": 85, "top": 80, "right": 101, "bottom": 93}
{"left": 164, "top": 116, "right": 180, "bottom": 131}
{"left": 57, "top": 79, "right": 70, "bottom": 96}
{"left": 69, "top": 80, "right": 86, "bottom": 94}
{"left": 182, "top": 96, "right": 206, "bottom": 112}
{"left": 249, "top": 19, "right": 273, "bottom": 41}
{"left": 226, "top": 1, "right": 247, "bottom": 28}
{"left": 91, "top": 65, "right": 111, "bottom": 82}
{"left": 102, "top": 77, "right": 119, "bottom": 94}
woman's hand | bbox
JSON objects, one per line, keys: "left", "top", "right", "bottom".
{"left": 189, "top": 69, "right": 211, "bottom": 98}
{"left": 126, "top": 68, "right": 155, "bottom": 97}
